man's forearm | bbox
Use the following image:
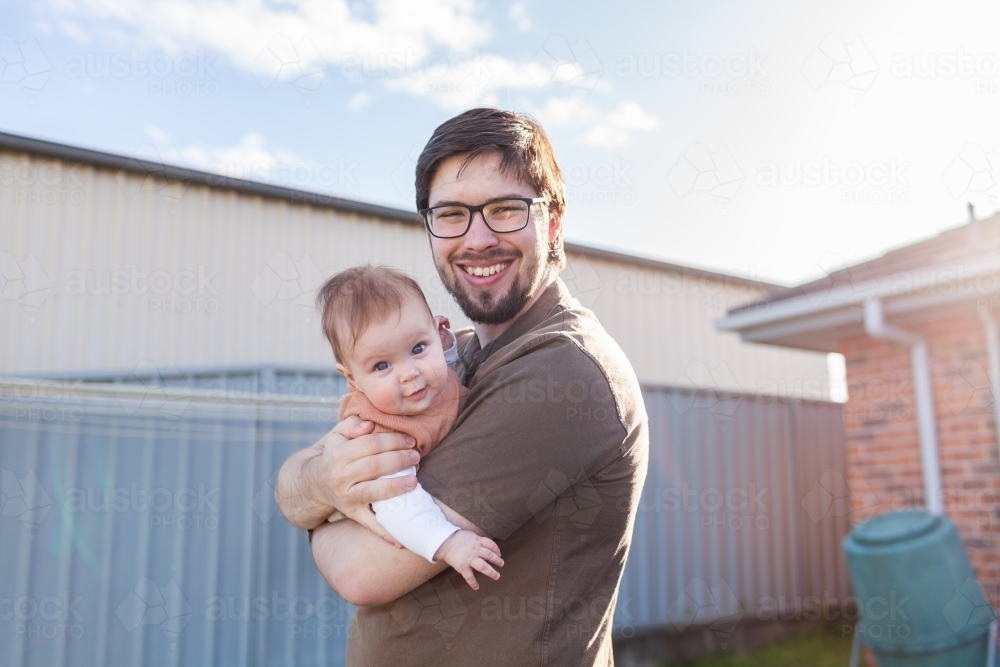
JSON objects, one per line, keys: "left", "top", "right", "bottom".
{"left": 312, "top": 519, "right": 446, "bottom": 606}
{"left": 275, "top": 439, "right": 335, "bottom": 530}
{"left": 311, "top": 499, "right": 485, "bottom": 606}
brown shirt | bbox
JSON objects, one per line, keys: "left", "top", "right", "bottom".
{"left": 346, "top": 278, "right": 649, "bottom": 666}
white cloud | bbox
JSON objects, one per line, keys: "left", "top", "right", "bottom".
{"left": 46, "top": 0, "right": 490, "bottom": 65}
{"left": 534, "top": 97, "right": 658, "bottom": 148}
{"left": 583, "top": 101, "right": 658, "bottom": 148}
{"left": 508, "top": 3, "right": 532, "bottom": 32}
{"left": 143, "top": 124, "right": 171, "bottom": 144}
{"left": 348, "top": 91, "right": 371, "bottom": 112}
{"left": 41, "top": 0, "right": 611, "bottom": 110}
{"left": 534, "top": 96, "right": 600, "bottom": 127}
{"left": 137, "top": 131, "right": 361, "bottom": 196}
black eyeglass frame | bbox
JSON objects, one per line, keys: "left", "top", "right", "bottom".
{"left": 419, "top": 197, "right": 548, "bottom": 239}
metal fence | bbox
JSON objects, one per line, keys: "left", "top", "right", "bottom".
{"left": 616, "top": 385, "right": 850, "bottom": 640}
{"left": 0, "top": 371, "right": 849, "bottom": 666}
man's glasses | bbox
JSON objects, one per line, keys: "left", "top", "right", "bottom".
{"left": 420, "top": 197, "right": 548, "bottom": 239}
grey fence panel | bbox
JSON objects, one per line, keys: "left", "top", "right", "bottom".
{"left": 614, "top": 386, "right": 850, "bottom": 637}
{"left": 0, "top": 382, "right": 350, "bottom": 667}
{"left": 1, "top": 376, "right": 847, "bottom": 665}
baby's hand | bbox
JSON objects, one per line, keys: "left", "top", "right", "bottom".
{"left": 433, "top": 530, "right": 503, "bottom": 590}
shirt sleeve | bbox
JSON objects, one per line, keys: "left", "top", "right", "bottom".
{"left": 371, "top": 466, "right": 460, "bottom": 562}
{"left": 417, "top": 337, "right": 629, "bottom": 540}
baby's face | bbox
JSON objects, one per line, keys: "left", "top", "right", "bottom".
{"left": 339, "top": 294, "right": 450, "bottom": 416}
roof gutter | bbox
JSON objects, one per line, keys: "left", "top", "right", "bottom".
{"left": 863, "top": 298, "right": 943, "bottom": 515}
{"left": 979, "top": 307, "right": 1000, "bottom": 464}
{"left": 718, "top": 251, "right": 1000, "bottom": 336}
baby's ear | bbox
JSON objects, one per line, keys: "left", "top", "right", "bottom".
{"left": 335, "top": 363, "right": 356, "bottom": 387}
{"left": 434, "top": 315, "right": 453, "bottom": 349}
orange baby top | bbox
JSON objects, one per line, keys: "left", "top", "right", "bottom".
{"left": 337, "top": 371, "right": 465, "bottom": 457}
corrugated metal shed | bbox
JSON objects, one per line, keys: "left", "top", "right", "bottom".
{"left": 616, "top": 386, "right": 850, "bottom": 636}
{"left": 0, "top": 379, "right": 348, "bottom": 667}
{"left": 0, "top": 374, "right": 849, "bottom": 665}
{"left": 0, "top": 134, "right": 830, "bottom": 398}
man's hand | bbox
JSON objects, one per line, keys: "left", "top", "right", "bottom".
{"left": 274, "top": 415, "right": 421, "bottom": 532}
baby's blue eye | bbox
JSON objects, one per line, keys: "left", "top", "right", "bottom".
{"left": 374, "top": 361, "right": 389, "bottom": 372}
{"left": 412, "top": 343, "right": 426, "bottom": 355}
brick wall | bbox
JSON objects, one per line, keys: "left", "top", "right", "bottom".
{"left": 839, "top": 308, "right": 1000, "bottom": 606}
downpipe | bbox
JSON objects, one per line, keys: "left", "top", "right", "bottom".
{"left": 979, "top": 306, "right": 1000, "bottom": 464}
{"left": 863, "top": 298, "right": 943, "bottom": 515}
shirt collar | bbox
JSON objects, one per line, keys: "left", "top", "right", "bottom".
{"left": 459, "top": 278, "right": 569, "bottom": 384}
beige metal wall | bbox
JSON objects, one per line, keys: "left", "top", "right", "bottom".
{"left": 0, "top": 149, "right": 829, "bottom": 397}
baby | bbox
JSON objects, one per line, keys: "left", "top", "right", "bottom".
{"left": 315, "top": 265, "right": 503, "bottom": 590}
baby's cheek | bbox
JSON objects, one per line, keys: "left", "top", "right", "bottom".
{"left": 369, "top": 384, "right": 403, "bottom": 413}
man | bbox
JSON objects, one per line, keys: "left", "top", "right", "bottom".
{"left": 276, "top": 108, "right": 648, "bottom": 666}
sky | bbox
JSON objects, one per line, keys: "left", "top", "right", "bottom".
{"left": 2, "top": 0, "right": 999, "bottom": 286}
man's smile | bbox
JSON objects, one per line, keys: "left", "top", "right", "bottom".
{"left": 454, "top": 258, "right": 516, "bottom": 289}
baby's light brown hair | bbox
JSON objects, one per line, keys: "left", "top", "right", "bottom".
{"left": 316, "top": 265, "right": 434, "bottom": 364}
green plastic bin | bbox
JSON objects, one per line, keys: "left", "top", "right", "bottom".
{"left": 843, "top": 510, "right": 996, "bottom": 666}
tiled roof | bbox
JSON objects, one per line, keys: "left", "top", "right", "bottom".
{"left": 730, "top": 213, "right": 1000, "bottom": 314}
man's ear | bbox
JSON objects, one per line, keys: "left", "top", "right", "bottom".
{"left": 335, "top": 363, "right": 357, "bottom": 389}
{"left": 547, "top": 205, "right": 564, "bottom": 244}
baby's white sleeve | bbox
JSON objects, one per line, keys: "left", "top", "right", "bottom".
{"left": 371, "top": 466, "right": 460, "bottom": 562}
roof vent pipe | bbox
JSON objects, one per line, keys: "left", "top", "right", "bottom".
{"left": 863, "top": 298, "right": 943, "bottom": 515}
{"left": 978, "top": 307, "right": 1000, "bottom": 464}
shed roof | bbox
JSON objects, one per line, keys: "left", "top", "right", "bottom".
{"left": 0, "top": 130, "right": 777, "bottom": 291}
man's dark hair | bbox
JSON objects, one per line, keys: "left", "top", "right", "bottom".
{"left": 415, "top": 108, "right": 567, "bottom": 270}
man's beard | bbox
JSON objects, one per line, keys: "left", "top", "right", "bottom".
{"left": 437, "top": 248, "right": 540, "bottom": 326}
